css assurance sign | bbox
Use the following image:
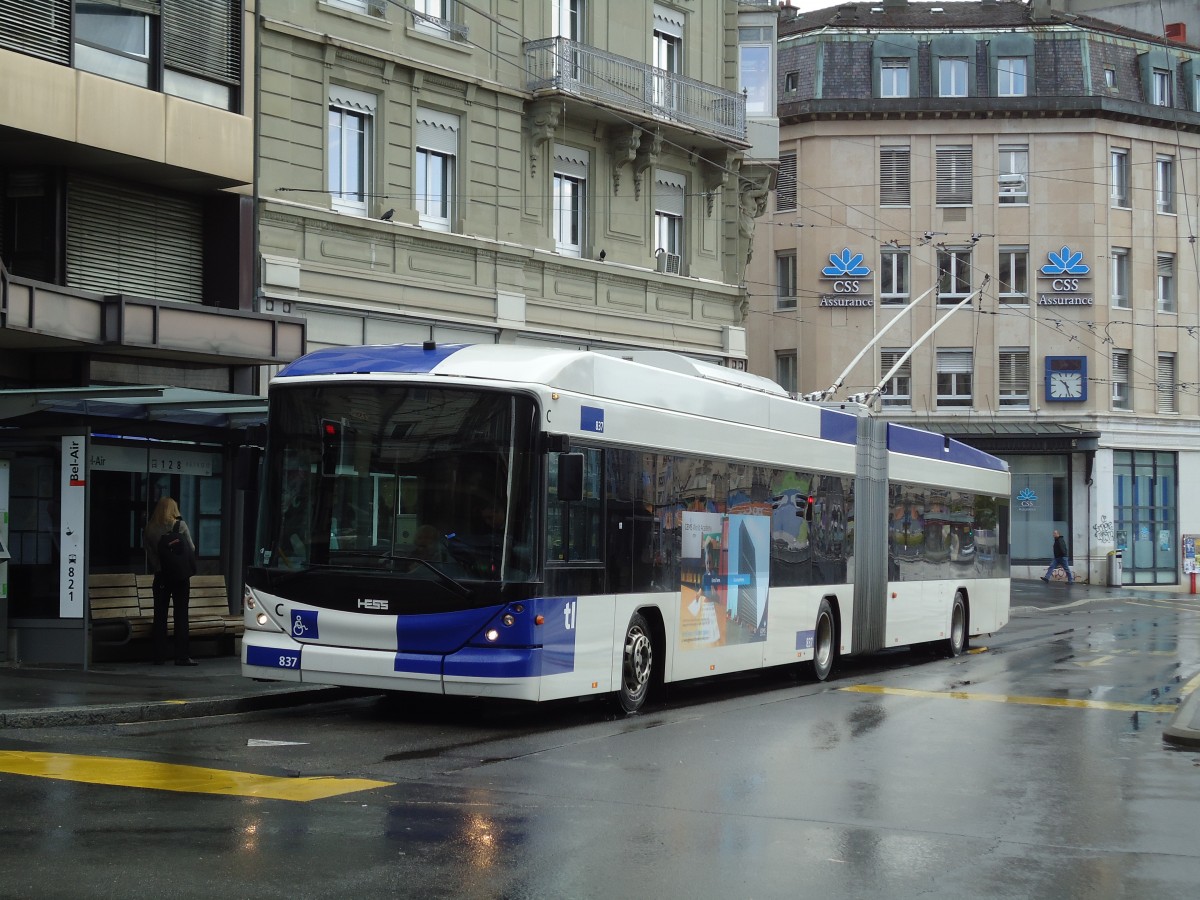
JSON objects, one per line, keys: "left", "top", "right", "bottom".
{"left": 819, "top": 249, "right": 873, "bottom": 307}
{"left": 1037, "top": 245, "right": 1093, "bottom": 306}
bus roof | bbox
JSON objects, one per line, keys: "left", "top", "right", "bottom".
{"left": 276, "top": 343, "right": 1007, "bottom": 473}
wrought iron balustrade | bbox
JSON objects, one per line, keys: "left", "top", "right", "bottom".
{"left": 525, "top": 37, "right": 746, "bottom": 142}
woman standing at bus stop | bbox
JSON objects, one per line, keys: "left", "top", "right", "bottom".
{"left": 143, "top": 496, "right": 198, "bottom": 665}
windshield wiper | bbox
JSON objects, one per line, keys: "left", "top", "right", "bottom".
{"left": 381, "top": 553, "right": 472, "bottom": 598}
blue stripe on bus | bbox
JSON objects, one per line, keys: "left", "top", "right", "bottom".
{"left": 277, "top": 343, "right": 466, "bottom": 378}
{"left": 819, "top": 408, "right": 858, "bottom": 445}
{"left": 397, "top": 607, "right": 501, "bottom": 654}
{"left": 445, "top": 647, "right": 540, "bottom": 678}
{"left": 246, "top": 644, "right": 302, "bottom": 669}
{"left": 536, "top": 597, "right": 578, "bottom": 675}
{"left": 887, "top": 423, "right": 1007, "bottom": 472}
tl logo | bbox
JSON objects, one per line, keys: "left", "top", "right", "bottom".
{"left": 1017, "top": 487, "right": 1038, "bottom": 511}
{"left": 1041, "top": 246, "right": 1090, "bottom": 276}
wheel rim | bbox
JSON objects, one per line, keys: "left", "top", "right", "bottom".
{"left": 814, "top": 609, "right": 833, "bottom": 673}
{"left": 951, "top": 598, "right": 965, "bottom": 651}
{"left": 623, "top": 624, "right": 652, "bottom": 698}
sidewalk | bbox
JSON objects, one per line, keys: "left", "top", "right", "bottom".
{"left": 0, "top": 654, "right": 364, "bottom": 729}
{"left": 1, "top": 583, "right": 1197, "bottom": 746}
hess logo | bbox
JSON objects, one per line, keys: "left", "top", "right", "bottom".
{"left": 357, "top": 598, "right": 388, "bottom": 610}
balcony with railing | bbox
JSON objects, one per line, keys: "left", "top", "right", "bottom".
{"left": 524, "top": 37, "right": 746, "bottom": 143}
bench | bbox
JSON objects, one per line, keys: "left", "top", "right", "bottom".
{"left": 88, "top": 573, "right": 140, "bottom": 646}
{"left": 89, "top": 573, "right": 244, "bottom": 653}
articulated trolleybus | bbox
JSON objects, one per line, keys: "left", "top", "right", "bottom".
{"left": 243, "top": 343, "right": 1010, "bottom": 712}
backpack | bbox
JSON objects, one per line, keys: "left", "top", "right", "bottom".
{"left": 158, "top": 519, "right": 196, "bottom": 581}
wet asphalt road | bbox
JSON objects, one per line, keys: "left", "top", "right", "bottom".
{"left": 2, "top": 585, "right": 1199, "bottom": 899}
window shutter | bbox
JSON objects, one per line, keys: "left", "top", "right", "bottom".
{"left": 416, "top": 108, "right": 459, "bottom": 154}
{"left": 777, "top": 153, "right": 796, "bottom": 211}
{"left": 937, "top": 349, "right": 973, "bottom": 373}
{"left": 1157, "top": 252, "right": 1174, "bottom": 277}
{"left": 999, "top": 350, "right": 1029, "bottom": 393}
{"left": 655, "top": 170, "right": 686, "bottom": 216}
{"left": 653, "top": 4, "right": 684, "bottom": 39}
{"left": 1112, "top": 351, "right": 1129, "bottom": 384}
{"left": 66, "top": 176, "right": 203, "bottom": 304}
{"left": 1157, "top": 354, "right": 1177, "bottom": 413}
{"left": 332, "top": 86, "right": 377, "bottom": 114}
{"left": 880, "top": 147, "right": 910, "bottom": 205}
{"left": 164, "top": 0, "right": 241, "bottom": 84}
{"left": 553, "top": 145, "right": 589, "bottom": 180}
{"left": 936, "top": 146, "right": 972, "bottom": 205}
{"left": 881, "top": 349, "right": 910, "bottom": 375}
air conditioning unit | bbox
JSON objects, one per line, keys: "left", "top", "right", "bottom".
{"left": 655, "top": 250, "right": 681, "bottom": 275}
{"left": 998, "top": 174, "right": 1026, "bottom": 192}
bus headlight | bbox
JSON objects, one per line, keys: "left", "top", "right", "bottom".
{"left": 485, "top": 628, "right": 500, "bottom": 642}
{"left": 501, "top": 614, "right": 515, "bottom": 627}
{"left": 256, "top": 612, "right": 269, "bottom": 627}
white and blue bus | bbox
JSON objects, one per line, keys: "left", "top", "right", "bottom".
{"left": 242, "top": 344, "right": 1010, "bottom": 713}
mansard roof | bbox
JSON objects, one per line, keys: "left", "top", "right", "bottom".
{"left": 781, "top": 1, "right": 1198, "bottom": 51}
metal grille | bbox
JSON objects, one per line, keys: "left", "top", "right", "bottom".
{"left": 880, "top": 147, "right": 910, "bottom": 206}
{"left": 936, "top": 146, "right": 972, "bottom": 205}
{"left": 0, "top": 0, "right": 72, "bottom": 64}
{"left": 524, "top": 37, "right": 746, "bottom": 142}
{"left": 67, "top": 176, "right": 204, "bottom": 304}
{"left": 776, "top": 153, "right": 796, "bottom": 211}
{"left": 1156, "top": 353, "right": 1177, "bottom": 414}
{"left": 164, "top": 0, "right": 241, "bottom": 84}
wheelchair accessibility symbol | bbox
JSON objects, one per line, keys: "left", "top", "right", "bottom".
{"left": 291, "top": 609, "right": 319, "bottom": 640}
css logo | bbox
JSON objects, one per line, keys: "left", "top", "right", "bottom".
{"left": 1051, "top": 279, "right": 1079, "bottom": 291}
{"left": 833, "top": 280, "right": 861, "bottom": 293}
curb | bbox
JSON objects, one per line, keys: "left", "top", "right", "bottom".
{"left": 0, "top": 685, "right": 367, "bottom": 729}
{"left": 1163, "top": 689, "right": 1200, "bottom": 749}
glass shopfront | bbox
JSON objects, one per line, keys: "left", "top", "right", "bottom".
{"left": 1007, "top": 455, "right": 1069, "bottom": 564}
{"left": 1114, "top": 450, "right": 1177, "bottom": 585}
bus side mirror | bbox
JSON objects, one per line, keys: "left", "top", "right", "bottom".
{"left": 557, "top": 452, "right": 584, "bottom": 503}
{"left": 235, "top": 445, "right": 263, "bottom": 491}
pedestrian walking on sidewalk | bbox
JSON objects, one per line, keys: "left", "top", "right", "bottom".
{"left": 1040, "top": 529, "right": 1074, "bottom": 584}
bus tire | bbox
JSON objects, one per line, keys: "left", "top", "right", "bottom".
{"left": 810, "top": 598, "right": 836, "bottom": 682}
{"left": 616, "top": 611, "right": 654, "bottom": 714}
{"left": 944, "top": 591, "right": 968, "bottom": 658}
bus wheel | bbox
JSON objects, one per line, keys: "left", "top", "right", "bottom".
{"left": 616, "top": 612, "right": 654, "bottom": 714}
{"left": 810, "top": 599, "right": 836, "bottom": 682}
{"left": 944, "top": 591, "right": 967, "bottom": 658}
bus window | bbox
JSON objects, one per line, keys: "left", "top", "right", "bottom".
{"left": 547, "top": 447, "right": 602, "bottom": 562}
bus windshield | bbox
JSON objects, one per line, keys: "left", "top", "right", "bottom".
{"left": 256, "top": 383, "right": 540, "bottom": 584}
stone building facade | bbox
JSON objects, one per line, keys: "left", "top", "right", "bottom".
{"left": 747, "top": 0, "right": 1200, "bottom": 586}
{"left": 256, "top": 0, "right": 778, "bottom": 365}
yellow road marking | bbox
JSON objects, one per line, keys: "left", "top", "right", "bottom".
{"left": 0, "top": 751, "right": 391, "bottom": 802}
{"left": 841, "top": 684, "right": 1169, "bottom": 714}
{"left": 1182, "top": 672, "right": 1200, "bottom": 699}
{"left": 1076, "top": 655, "right": 1115, "bottom": 668}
